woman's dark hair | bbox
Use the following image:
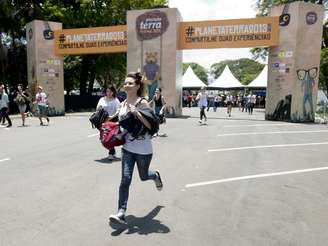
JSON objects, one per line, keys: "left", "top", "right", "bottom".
{"left": 126, "top": 72, "right": 145, "bottom": 97}
{"left": 156, "top": 88, "right": 162, "bottom": 93}
{"left": 104, "top": 85, "right": 117, "bottom": 97}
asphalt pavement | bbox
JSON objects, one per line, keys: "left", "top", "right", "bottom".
{"left": 1, "top": 107, "right": 328, "bottom": 246}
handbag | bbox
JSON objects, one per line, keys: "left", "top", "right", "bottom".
{"left": 99, "top": 121, "right": 125, "bottom": 150}
{"left": 89, "top": 108, "right": 109, "bottom": 130}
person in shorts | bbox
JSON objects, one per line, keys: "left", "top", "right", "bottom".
{"left": 35, "top": 86, "right": 49, "bottom": 126}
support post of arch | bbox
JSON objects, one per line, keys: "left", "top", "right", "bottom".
{"left": 26, "top": 20, "right": 65, "bottom": 116}
{"left": 127, "top": 8, "right": 183, "bottom": 117}
{"left": 266, "top": 2, "right": 324, "bottom": 122}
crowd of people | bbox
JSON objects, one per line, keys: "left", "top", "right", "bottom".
{"left": 185, "top": 88, "right": 264, "bottom": 123}
{"left": 184, "top": 90, "right": 265, "bottom": 120}
{"left": 0, "top": 84, "right": 50, "bottom": 127}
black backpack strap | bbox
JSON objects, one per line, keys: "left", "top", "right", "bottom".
{"left": 135, "top": 97, "right": 147, "bottom": 108}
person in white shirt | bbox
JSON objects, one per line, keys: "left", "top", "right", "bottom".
{"left": 247, "top": 92, "right": 257, "bottom": 115}
{"left": 196, "top": 86, "right": 208, "bottom": 124}
{"left": 225, "top": 92, "right": 233, "bottom": 117}
{"left": 0, "top": 84, "right": 12, "bottom": 127}
{"left": 96, "top": 86, "right": 121, "bottom": 160}
{"left": 35, "top": 86, "right": 49, "bottom": 125}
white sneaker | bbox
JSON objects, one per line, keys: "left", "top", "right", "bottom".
{"left": 109, "top": 213, "right": 127, "bottom": 225}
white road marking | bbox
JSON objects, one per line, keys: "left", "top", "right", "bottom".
{"left": 217, "top": 130, "right": 328, "bottom": 137}
{"left": 185, "top": 166, "right": 328, "bottom": 188}
{"left": 208, "top": 142, "right": 328, "bottom": 152}
{"left": 223, "top": 123, "right": 300, "bottom": 128}
{"left": 0, "top": 158, "right": 10, "bottom": 163}
{"left": 87, "top": 133, "right": 98, "bottom": 138}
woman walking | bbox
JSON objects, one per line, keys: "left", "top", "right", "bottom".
{"left": 109, "top": 72, "right": 163, "bottom": 225}
{"left": 196, "top": 86, "right": 207, "bottom": 124}
{"left": 96, "top": 86, "right": 121, "bottom": 160}
{"left": 226, "top": 92, "right": 233, "bottom": 117}
{"left": 14, "top": 84, "right": 29, "bottom": 126}
{"left": 149, "top": 88, "right": 167, "bottom": 136}
{"left": 0, "top": 84, "right": 12, "bottom": 127}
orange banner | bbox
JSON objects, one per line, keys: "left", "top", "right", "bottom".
{"left": 178, "top": 16, "right": 279, "bottom": 50}
{"left": 54, "top": 25, "right": 127, "bottom": 55}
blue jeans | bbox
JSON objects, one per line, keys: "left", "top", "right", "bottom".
{"left": 118, "top": 148, "right": 156, "bottom": 211}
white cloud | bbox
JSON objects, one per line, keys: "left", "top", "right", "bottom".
{"left": 169, "top": 0, "right": 259, "bottom": 69}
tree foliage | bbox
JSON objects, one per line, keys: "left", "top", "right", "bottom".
{"left": 210, "top": 58, "right": 265, "bottom": 85}
{"left": 255, "top": 0, "right": 327, "bottom": 17}
{"left": 320, "top": 48, "right": 328, "bottom": 92}
{"left": 182, "top": 63, "right": 208, "bottom": 84}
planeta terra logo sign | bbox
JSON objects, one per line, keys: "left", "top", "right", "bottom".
{"left": 136, "top": 10, "right": 169, "bottom": 41}
{"left": 179, "top": 17, "right": 279, "bottom": 50}
{"left": 54, "top": 25, "right": 127, "bottom": 55}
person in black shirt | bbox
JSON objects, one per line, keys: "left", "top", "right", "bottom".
{"left": 149, "top": 88, "right": 167, "bottom": 137}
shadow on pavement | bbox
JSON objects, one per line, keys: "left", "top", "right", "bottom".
{"left": 110, "top": 205, "right": 170, "bottom": 236}
{"left": 94, "top": 157, "right": 121, "bottom": 164}
{"left": 188, "top": 115, "right": 266, "bottom": 122}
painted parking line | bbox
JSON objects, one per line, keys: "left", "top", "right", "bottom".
{"left": 0, "top": 158, "right": 10, "bottom": 163}
{"left": 87, "top": 133, "right": 98, "bottom": 138}
{"left": 208, "top": 142, "right": 328, "bottom": 152}
{"left": 217, "top": 130, "right": 328, "bottom": 137}
{"left": 185, "top": 166, "right": 328, "bottom": 188}
{"left": 223, "top": 123, "right": 301, "bottom": 128}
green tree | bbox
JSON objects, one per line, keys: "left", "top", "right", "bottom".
{"left": 183, "top": 62, "right": 208, "bottom": 84}
{"left": 255, "top": 0, "right": 327, "bottom": 17}
{"left": 210, "top": 58, "right": 264, "bottom": 85}
{"left": 319, "top": 48, "right": 328, "bottom": 92}
{"left": 0, "top": 1, "right": 38, "bottom": 88}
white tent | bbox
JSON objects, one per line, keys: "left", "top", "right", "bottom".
{"left": 182, "top": 66, "right": 207, "bottom": 88}
{"left": 317, "top": 90, "right": 328, "bottom": 104}
{"left": 209, "top": 65, "right": 244, "bottom": 89}
{"left": 247, "top": 65, "right": 268, "bottom": 88}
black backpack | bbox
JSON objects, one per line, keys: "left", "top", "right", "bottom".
{"left": 89, "top": 108, "right": 109, "bottom": 130}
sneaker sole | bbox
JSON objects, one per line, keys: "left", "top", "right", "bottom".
{"left": 155, "top": 171, "right": 163, "bottom": 191}
{"left": 109, "top": 216, "right": 127, "bottom": 226}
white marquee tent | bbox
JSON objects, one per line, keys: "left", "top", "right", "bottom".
{"left": 182, "top": 66, "right": 207, "bottom": 88}
{"left": 209, "top": 65, "right": 244, "bottom": 89}
{"left": 247, "top": 65, "right": 268, "bottom": 88}
{"left": 317, "top": 90, "right": 328, "bottom": 104}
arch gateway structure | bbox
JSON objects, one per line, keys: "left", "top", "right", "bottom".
{"left": 26, "top": 1, "right": 324, "bottom": 122}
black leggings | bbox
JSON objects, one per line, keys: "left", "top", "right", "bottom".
{"left": 0, "top": 107, "right": 12, "bottom": 125}
{"left": 200, "top": 106, "right": 207, "bottom": 120}
{"left": 249, "top": 103, "right": 254, "bottom": 114}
